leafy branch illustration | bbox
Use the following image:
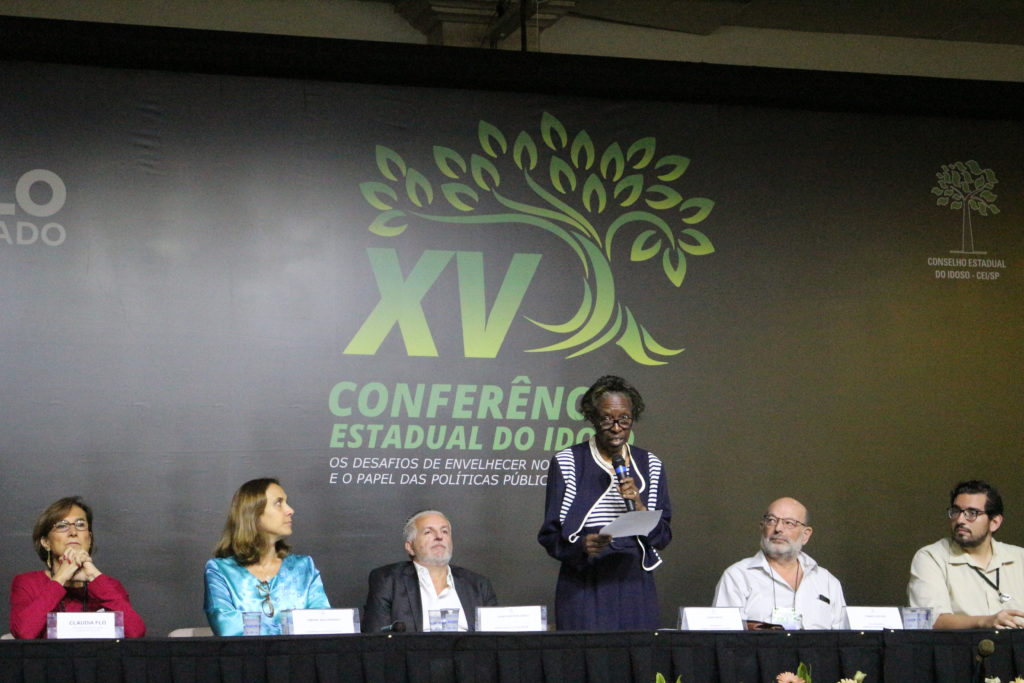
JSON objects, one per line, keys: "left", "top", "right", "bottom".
{"left": 930, "top": 160, "right": 998, "bottom": 254}
{"left": 359, "top": 112, "right": 715, "bottom": 365}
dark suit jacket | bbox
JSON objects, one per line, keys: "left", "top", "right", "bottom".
{"left": 362, "top": 561, "right": 498, "bottom": 632}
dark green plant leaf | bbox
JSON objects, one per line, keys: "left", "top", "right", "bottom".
{"left": 375, "top": 145, "right": 406, "bottom": 181}
{"left": 600, "top": 143, "right": 625, "bottom": 181}
{"left": 582, "top": 174, "right": 607, "bottom": 213}
{"left": 541, "top": 112, "right": 568, "bottom": 150}
{"left": 677, "top": 228, "right": 714, "bottom": 256}
{"left": 550, "top": 157, "right": 577, "bottom": 194}
{"left": 441, "top": 183, "right": 479, "bottom": 211}
{"left": 679, "top": 197, "right": 715, "bottom": 224}
{"left": 368, "top": 209, "right": 407, "bottom": 237}
{"left": 359, "top": 181, "right": 398, "bottom": 211}
{"left": 514, "top": 131, "right": 538, "bottom": 171}
{"left": 613, "top": 174, "right": 643, "bottom": 206}
{"left": 471, "top": 154, "right": 501, "bottom": 190}
{"left": 655, "top": 155, "right": 690, "bottom": 181}
{"left": 478, "top": 120, "right": 508, "bottom": 158}
{"left": 630, "top": 229, "right": 662, "bottom": 262}
{"left": 434, "top": 146, "right": 467, "bottom": 179}
{"left": 571, "top": 130, "right": 596, "bottom": 170}
{"left": 626, "top": 137, "right": 656, "bottom": 169}
{"left": 662, "top": 247, "right": 686, "bottom": 287}
{"left": 405, "top": 168, "right": 433, "bottom": 207}
{"left": 645, "top": 184, "right": 683, "bottom": 210}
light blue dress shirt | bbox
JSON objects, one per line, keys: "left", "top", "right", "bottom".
{"left": 204, "top": 554, "right": 331, "bottom": 635}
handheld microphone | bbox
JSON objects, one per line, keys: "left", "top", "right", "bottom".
{"left": 611, "top": 454, "right": 635, "bottom": 512}
{"left": 379, "top": 621, "right": 406, "bottom": 633}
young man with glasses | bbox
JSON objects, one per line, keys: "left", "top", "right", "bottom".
{"left": 908, "top": 480, "right": 1024, "bottom": 629}
{"left": 712, "top": 497, "right": 846, "bottom": 629}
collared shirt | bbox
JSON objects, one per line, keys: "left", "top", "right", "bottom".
{"left": 712, "top": 550, "right": 846, "bottom": 629}
{"left": 908, "top": 537, "right": 1024, "bottom": 626}
{"left": 413, "top": 561, "right": 468, "bottom": 631}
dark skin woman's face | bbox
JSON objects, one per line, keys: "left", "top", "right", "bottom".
{"left": 591, "top": 392, "right": 633, "bottom": 458}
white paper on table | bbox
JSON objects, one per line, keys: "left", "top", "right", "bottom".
{"left": 599, "top": 509, "right": 663, "bottom": 538}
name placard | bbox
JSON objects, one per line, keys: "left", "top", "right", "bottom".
{"left": 843, "top": 606, "right": 903, "bottom": 630}
{"left": 281, "top": 608, "right": 360, "bottom": 635}
{"left": 475, "top": 605, "right": 547, "bottom": 632}
{"left": 46, "top": 611, "right": 123, "bottom": 639}
{"left": 678, "top": 607, "right": 744, "bottom": 631}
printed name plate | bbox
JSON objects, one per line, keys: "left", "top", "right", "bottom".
{"left": 843, "top": 606, "right": 903, "bottom": 630}
{"left": 281, "top": 608, "right": 360, "bottom": 635}
{"left": 46, "top": 611, "right": 123, "bottom": 639}
{"left": 475, "top": 606, "right": 547, "bottom": 632}
{"left": 678, "top": 607, "right": 744, "bottom": 631}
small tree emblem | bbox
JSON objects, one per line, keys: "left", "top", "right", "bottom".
{"left": 359, "top": 112, "right": 716, "bottom": 365}
{"left": 930, "top": 160, "right": 999, "bottom": 255}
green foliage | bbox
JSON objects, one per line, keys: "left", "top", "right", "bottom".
{"left": 931, "top": 160, "right": 1000, "bottom": 216}
{"left": 358, "top": 111, "right": 717, "bottom": 364}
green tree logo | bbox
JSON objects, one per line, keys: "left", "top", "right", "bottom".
{"left": 358, "top": 112, "right": 716, "bottom": 365}
{"left": 930, "top": 160, "right": 999, "bottom": 255}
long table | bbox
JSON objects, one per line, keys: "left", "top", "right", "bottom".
{"left": 2, "top": 629, "right": 1022, "bottom": 682}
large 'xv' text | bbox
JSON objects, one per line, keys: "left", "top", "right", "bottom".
{"left": 344, "top": 248, "right": 541, "bottom": 358}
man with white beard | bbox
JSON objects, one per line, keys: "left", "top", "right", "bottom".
{"left": 361, "top": 510, "right": 497, "bottom": 632}
{"left": 712, "top": 497, "right": 846, "bottom": 629}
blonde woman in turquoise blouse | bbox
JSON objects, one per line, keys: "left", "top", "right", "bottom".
{"left": 204, "top": 478, "right": 330, "bottom": 635}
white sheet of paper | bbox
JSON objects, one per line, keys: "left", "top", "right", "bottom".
{"left": 843, "top": 606, "right": 904, "bottom": 630}
{"left": 281, "top": 608, "right": 360, "bottom": 635}
{"left": 475, "top": 605, "right": 547, "bottom": 632}
{"left": 679, "top": 607, "right": 744, "bottom": 631}
{"left": 599, "top": 509, "right": 663, "bottom": 538}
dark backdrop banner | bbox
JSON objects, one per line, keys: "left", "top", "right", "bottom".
{"left": 1, "top": 57, "right": 1021, "bottom": 637}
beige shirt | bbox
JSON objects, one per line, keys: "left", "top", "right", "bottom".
{"left": 908, "top": 537, "right": 1024, "bottom": 626}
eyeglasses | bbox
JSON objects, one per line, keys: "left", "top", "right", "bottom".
{"left": 52, "top": 520, "right": 89, "bottom": 533}
{"left": 761, "top": 515, "right": 808, "bottom": 530}
{"left": 597, "top": 416, "right": 633, "bottom": 430}
{"left": 947, "top": 506, "right": 988, "bottom": 522}
{"left": 257, "top": 580, "right": 275, "bottom": 617}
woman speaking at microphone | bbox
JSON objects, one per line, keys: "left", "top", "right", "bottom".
{"left": 204, "top": 478, "right": 331, "bottom": 635}
{"left": 538, "top": 375, "right": 672, "bottom": 630}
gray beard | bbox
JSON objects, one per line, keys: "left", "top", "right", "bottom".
{"left": 416, "top": 551, "right": 452, "bottom": 567}
{"left": 761, "top": 535, "right": 802, "bottom": 562}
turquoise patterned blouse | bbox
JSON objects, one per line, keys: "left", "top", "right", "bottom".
{"left": 204, "top": 554, "right": 331, "bottom": 635}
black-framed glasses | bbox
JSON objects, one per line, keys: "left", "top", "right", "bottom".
{"left": 947, "top": 506, "right": 988, "bottom": 522}
{"left": 52, "top": 520, "right": 89, "bottom": 533}
{"left": 597, "top": 416, "right": 633, "bottom": 430}
{"left": 761, "top": 515, "right": 808, "bottom": 530}
{"left": 257, "top": 580, "right": 275, "bottom": 617}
